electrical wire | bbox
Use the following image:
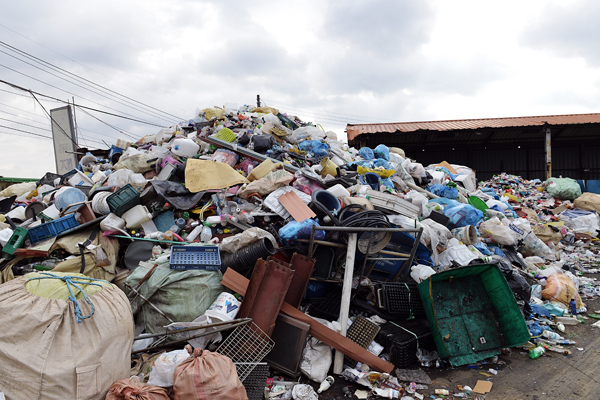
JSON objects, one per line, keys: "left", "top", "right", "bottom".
{"left": 264, "top": 100, "right": 374, "bottom": 124}
{"left": 0, "top": 124, "right": 52, "bottom": 139}
{"left": 0, "top": 116, "right": 50, "bottom": 131}
{"left": 75, "top": 105, "right": 137, "bottom": 141}
{"left": 0, "top": 40, "right": 185, "bottom": 121}
{"left": 0, "top": 68, "right": 167, "bottom": 128}
{"left": 0, "top": 46, "right": 176, "bottom": 124}
{"left": 0, "top": 79, "right": 166, "bottom": 127}
{"left": 0, "top": 129, "right": 51, "bottom": 140}
{"left": 0, "top": 23, "right": 190, "bottom": 117}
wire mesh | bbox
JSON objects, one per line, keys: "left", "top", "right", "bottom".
{"left": 216, "top": 322, "right": 274, "bottom": 382}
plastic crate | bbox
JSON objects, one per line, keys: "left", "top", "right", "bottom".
{"left": 240, "top": 362, "right": 268, "bottom": 399}
{"left": 2, "top": 227, "right": 29, "bottom": 255}
{"left": 106, "top": 184, "right": 141, "bottom": 216}
{"left": 344, "top": 316, "right": 381, "bottom": 368}
{"left": 379, "top": 282, "right": 426, "bottom": 317}
{"left": 375, "top": 320, "right": 435, "bottom": 368}
{"left": 169, "top": 245, "right": 221, "bottom": 270}
{"left": 27, "top": 214, "right": 79, "bottom": 244}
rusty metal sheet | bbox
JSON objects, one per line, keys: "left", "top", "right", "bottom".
{"left": 284, "top": 253, "right": 316, "bottom": 309}
{"left": 278, "top": 191, "right": 316, "bottom": 222}
{"left": 221, "top": 268, "right": 395, "bottom": 373}
{"left": 244, "top": 260, "right": 294, "bottom": 336}
{"left": 237, "top": 259, "right": 267, "bottom": 319}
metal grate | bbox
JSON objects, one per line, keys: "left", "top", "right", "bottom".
{"left": 240, "top": 362, "right": 269, "bottom": 400}
{"left": 216, "top": 322, "right": 274, "bottom": 382}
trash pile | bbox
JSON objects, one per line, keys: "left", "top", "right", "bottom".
{"left": 0, "top": 102, "right": 599, "bottom": 399}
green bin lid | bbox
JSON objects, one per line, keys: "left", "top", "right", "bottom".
{"left": 468, "top": 196, "right": 488, "bottom": 211}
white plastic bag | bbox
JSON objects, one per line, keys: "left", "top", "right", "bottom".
{"left": 438, "top": 245, "right": 479, "bottom": 267}
{"left": 479, "top": 217, "right": 518, "bottom": 245}
{"left": 147, "top": 349, "right": 190, "bottom": 387}
{"left": 164, "top": 315, "right": 223, "bottom": 349}
{"left": 300, "top": 318, "right": 333, "bottom": 382}
{"left": 410, "top": 264, "right": 436, "bottom": 283}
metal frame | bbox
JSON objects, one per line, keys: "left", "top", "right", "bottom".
{"left": 308, "top": 225, "right": 423, "bottom": 282}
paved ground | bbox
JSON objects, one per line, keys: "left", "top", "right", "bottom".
{"left": 301, "top": 278, "right": 600, "bottom": 399}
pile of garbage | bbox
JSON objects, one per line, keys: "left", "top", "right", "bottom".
{"left": 0, "top": 102, "right": 599, "bottom": 399}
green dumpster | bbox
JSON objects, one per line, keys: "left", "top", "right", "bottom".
{"left": 417, "top": 264, "right": 530, "bottom": 366}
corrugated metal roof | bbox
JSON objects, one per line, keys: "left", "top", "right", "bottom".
{"left": 346, "top": 112, "right": 600, "bottom": 141}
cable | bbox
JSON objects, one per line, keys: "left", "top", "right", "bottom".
{"left": 0, "top": 46, "right": 175, "bottom": 124}
{"left": 0, "top": 68, "right": 167, "bottom": 128}
{"left": 0, "top": 109, "right": 48, "bottom": 125}
{"left": 265, "top": 100, "right": 375, "bottom": 124}
{"left": 0, "top": 23, "right": 190, "bottom": 117}
{"left": 75, "top": 105, "right": 137, "bottom": 141}
{"left": 29, "top": 91, "right": 79, "bottom": 147}
{"left": 0, "top": 79, "right": 166, "bottom": 127}
{"left": 0, "top": 40, "right": 185, "bottom": 121}
{"left": 0, "top": 124, "right": 52, "bottom": 139}
{"left": 0, "top": 116, "right": 50, "bottom": 131}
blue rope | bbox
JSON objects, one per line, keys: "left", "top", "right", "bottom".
{"left": 27, "top": 273, "right": 106, "bottom": 323}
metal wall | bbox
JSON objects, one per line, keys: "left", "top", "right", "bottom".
{"left": 401, "top": 144, "right": 600, "bottom": 182}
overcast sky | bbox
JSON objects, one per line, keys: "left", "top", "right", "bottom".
{"left": 1, "top": 0, "right": 598, "bottom": 178}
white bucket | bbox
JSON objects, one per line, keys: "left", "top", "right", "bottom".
{"left": 92, "top": 192, "right": 111, "bottom": 215}
{"left": 204, "top": 292, "right": 241, "bottom": 323}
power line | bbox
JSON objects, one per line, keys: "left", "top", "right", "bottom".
{"left": 0, "top": 22, "right": 190, "bottom": 117}
{"left": 262, "top": 98, "right": 398, "bottom": 122}
{"left": 263, "top": 100, "right": 373, "bottom": 125}
{"left": 0, "top": 79, "right": 166, "bottom": 127}
{"left": 0, "top": 116, "right": 50, "bottom": 131}
{"left": 0, "top": 40, "right": 186, "bottom": 121}
{"left": 0, "top": 108, "right": 48, "bottom": 125}
{"left": 0, "top": 45, "right": 177, "bottom": 124}
{"left": 0, "top": 124, "right": 52, "bottom": 139}
{"left": 75, "top": 105, "right": 138, "bottom": 141}
{"left": 0, "top": 67, "right": 167, "bottom": 128}
{"left": 0, "top": 130, "right": 51, "bottom": 140}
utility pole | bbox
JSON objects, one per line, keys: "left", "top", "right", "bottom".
{"left": 257, "top": 94, "right": 261, "bottom": 108}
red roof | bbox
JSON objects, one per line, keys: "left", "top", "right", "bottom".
{"left": 346, "top": 113, "right": 600, "bottom": 141}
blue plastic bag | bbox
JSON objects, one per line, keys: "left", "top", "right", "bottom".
{"left": 427, "top": 184, "right": 458, "bottom": 199}
{"left": 474, "top": 241, "right": 492, "bottom": 255}
{"left": 298, "top": 140, "right": 329, "bottom": 157}
{"left": 358, "top": 147, "right": 374, "bottom": 160}
{"left": 372, "top": 159, "right": 391, "bottom": 170}
{"left": 380, "top": 177, "right": 394, "bottom": 189}
{"left": 428, "top": 198, "right": 460, "bottom": 209}
{"left": 374, "top": 144, "right": 390, "bottom": 160}
{"left": 443, "top": 204, "right": 483, "bottom": 229}
{"left": 278, "top": 218, "right": 325, "bottom": 245}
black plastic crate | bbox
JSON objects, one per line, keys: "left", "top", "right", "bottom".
{"left": 376, "top": 320, "right": 435, "bottom": 368}
{"left": 379, "top": 282, "right": 426, "bottom": 318}
{"left": 344, "top": 316, "right": 381, "bottom": 368}
{"left": 310, "top": 291, "right": 374, "bottom": 320}
{"left": 239, "top": 362, "right": 268, "bottom": 400}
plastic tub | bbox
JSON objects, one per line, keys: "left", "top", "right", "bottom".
{"left": 326, "top": 184, "right": 350, "bottom": 198}
{"left": 55, "top": 187, "right": 86, "bottom": 213}
{"left": 359, "top": 172, "right": 381, "bottom": 190}
{"left": 204, "top": 292, "right": 241, "bottom": 323}
{"left": 121, "top": 205, "right": 153, "bottom": 229}
{"left": 309, "top": 190, "right": 341, "bottom": 222}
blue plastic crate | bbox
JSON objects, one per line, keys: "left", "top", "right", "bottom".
{"left": 169, "top": 245, "right": 221, "bottom": 270}
{"left": 28, "top": 214, "right": 79, "bottom": 244}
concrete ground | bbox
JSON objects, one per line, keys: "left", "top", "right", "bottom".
{"left": 300, "top": 278, "right": 600, "bottom": 400}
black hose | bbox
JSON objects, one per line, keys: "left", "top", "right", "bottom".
{"left": 220, "top": 238, "right": 276, "bottom": 274}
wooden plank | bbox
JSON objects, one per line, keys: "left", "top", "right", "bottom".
{"left": 222, "top": 267, "right": 394, "bottom": 373}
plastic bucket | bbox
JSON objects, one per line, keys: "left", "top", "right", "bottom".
{"left": 319, "top": 157, "right": 338, "bottom": 177}
{"left": 359, "top": 172, "right": 381, "bottom": 190}
{"left": 468, "top": 196, "right": 488, "bottom": 212}
{"left": 204, "top": 292, "right": 241, "bottom": 323}
{"left": 451, "top": 225, "right": 477, "bottom": 245}
{"left": 55, "top": 187, "right": 86, "bottom": 213}
{"left": 309, "top": 190, "right": 342, "bottom": 222}
{"left": 92, "top": 191, "right": 111, "bottom": 215}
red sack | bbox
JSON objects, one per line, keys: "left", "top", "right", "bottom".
{"left": 105, "top": 378, "right": 170, "bottom": 400}
{"left": 173, "top": 345, "right": 248, "bottom": 400}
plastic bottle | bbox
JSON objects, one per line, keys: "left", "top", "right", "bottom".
{"left": 171, "top": 138, "right": 200, "bottom": 158}
{"left": 164, "top": 230, "right": 174, "bottom": 241}
{"left": 542, "top": 330, "right": 564, "bottom": 340}
{"left": 152, "top": 245, "right": 162, "bottom": 257}
{"left": 200, "top": 223, "right": 212, "bottom": 243}
{"left": 317, "top": 376, "right": 334, "bottom": 393}
{"left": 206, "top": 216, "right": 222, "bottom": 225}
{"left": 529, "top": 346, "right": 546, "bottom": 359}
{"left": 569, "top": 299, "right": 577, "bottom": 316}
{"left": 176, "top": 218, "right": 187, "bottom": 230}
{"left": 435, "top": 389, "right": 450, "bottom": 395}
{"left": 187, "top": 225, "right": 203, "bottom": 242}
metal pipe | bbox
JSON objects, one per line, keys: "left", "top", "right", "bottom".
{"left": 126, "top": 283, "right": 175, "bottom": 324}
{"left": 134, "top": 318, "right": 252, "bottom": 340}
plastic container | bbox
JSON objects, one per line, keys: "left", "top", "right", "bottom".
{"left": 129, "top": 173, "right": 147, "bottom": 192}
{"left": 171, "top": 138, "right": 199, "bottom": 158}
{"left": 204, "top": 292, "right": 241, "bottom": 322}
{"left": 67, "top": 170, "right": 94, "bottom": 187}
{"left": 27, "top": 214, "right": 79, "bottom": 244}
{"left": 326, "top": 184, "right": 350, "bottom": 198}
{"left": 91, "top": 192, "right": 111, "bottom": 215}
{"left": 468, "top": 196, "right": 488, "bottom": 212}
{"left": 451, "top": 225, "right": 477, "bottom": 245}
{"left": 309, "top": 190, "right": 341, "bottom": 222}
{"left": 107, "top": 184, "right": 141, "bottom": 217}
{"left": 100, "top": 213, "right": 126, "bottom": 231}
{"left": 55, "top": 187, "right": 86, "bottom": 213}
{"left": 2, "top": 227, "right": 28, "bottom": 255}
{"left": 121, "top": 205, "right": 153, "bottom": 229}
{"left": 359, "top": 172, "right": 381, "bottom": 190}
{"left": 200, "top": 224, "right": 212, "bottom": 243}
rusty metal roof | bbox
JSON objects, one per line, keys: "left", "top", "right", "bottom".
{"left": 346, "top": 113, "right": 600, "bottom": 141}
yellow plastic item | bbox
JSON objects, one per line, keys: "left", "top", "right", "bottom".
{"left": 538, "top": 186, "right": 544, "bottom": 192}
{"left": 214, "top": 127, "right": 236, "bottom": 142}
{"left": 247, "top": 159, "right": 282, "bottom": 182}
{"left": 251, "top": 106, "right": 279, "bottom": 115}
{"left": 203, "top": 107, "right": 225, "bottom": 120}
{"left": 506, "top": 194, "right": 518, "bottom": 202}
{"left": 356, "top": 166, "right": 395, "bottom": 178}
{"left": 25, "top": 271, "right": 109, "bottom": 300}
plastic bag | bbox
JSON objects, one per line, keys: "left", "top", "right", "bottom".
{"left": 374, "top": 144, "right": 390, "bottom": 160}
{"left": 542, "top": 273, "right": 585, "bottom": 309}
{"left": 443, "top": 204, "right": 483, "bottom": 229}
{"left": 416, "top": 348, "right": 439, "bottom": 367}
{"left": 279, "top": 218, "right": 325, "bottom": 245}
{"left": 106, "top": 377, "right": 169, "bottom": 400}
{"left": 147, "top": 349, "right": 190, "bottom": 387}
{"left": 173, "top": 345, "right": 247, "bottom": 400}
{"left": 438, "top": 244, "right": 480, "bottom": 267}
{"left": 410, "top": 264, "right": 436, "bottom": 283}
{"left": 285, "top": 126, "right": 325, "bottom": 144}
{"left": 358, "top": 147, "right": 374, "bottom": 160}
{"left": 298, "top": 140, "right": 329, "bottom": 157}
{"left": 545, "top": 177, "right": 582, "bottom": 201}
{"left": 479, "top": 217, "right": 518, "bottom": 245}
{"left": 210, "top": 148, "right": 239, "bottom": 167}
{"left": 563, "top": 212, "right": 600, "bottom": 236}
{"left": 427, "top": 184, "right": 458, "bottom": 199}
{"left": 252, "top": 134, "right": 276, "bottom": 153}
